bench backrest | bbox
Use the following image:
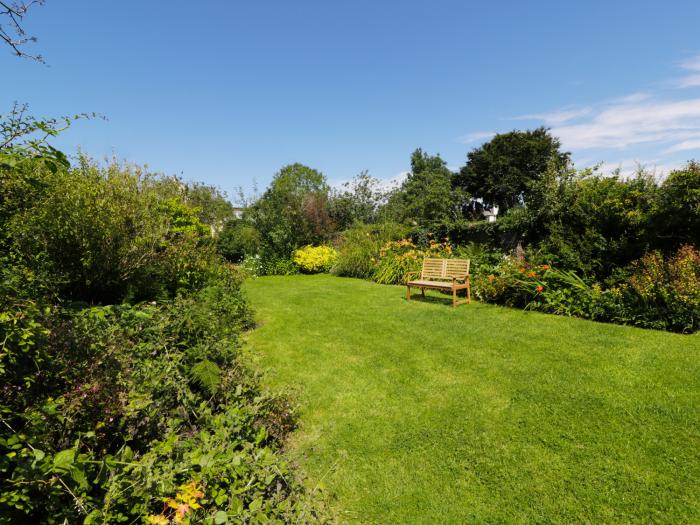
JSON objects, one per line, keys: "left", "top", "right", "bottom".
{"left": 421, "top": 258, "right": 470, "bottom": 280}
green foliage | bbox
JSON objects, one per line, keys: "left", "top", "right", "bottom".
{"left": 248, "top": 163, "right": 333, "bottom": 259}
{"left": 190, "top": 359, "right": 223, "bottom": 394}
{"left": 499, "top": 162, "right": 660, "bottom": 278}
{"left": 259, "top": 254, "right": 299, "bottom": 276}
{"left": 329, "top": 171, "right": 387, "bottom": 229}
{"left": 331, "top": 222, "right": 409, "bottom": 279}
{"left": 217, "top": 221, "right": 261, "bottom": 263}
{"left": 0, "top": 146, "right": 326, "bottom": 523}
{"left": 452, "top": 242, "right": 504, "bottom": 276}
{"left": 653, "top": 161, "right": 700, "bottom": 250}
{"left": 293, "top": 245, "right": 338, "bottom": 274}
{"left": 0, "top": 258, "right": 324, "bottom": 524}
{"left": 180, "top": 182, "right": 235, "bottom": 232}
{"left": 0, "top": 102, "right": 95, "bottom": 174}
{"left": 456, "top": 127, "right": 570, "bottom": 212}
{"left": 373, "top": 238, "right": 453, "bottom": 285}
{"left": 601, "top": 245, "right": 700, "bottom": 333}
{"left": 385, "top": 149, "right": 461, "bottom": 225}
{"left": 2, "top": 155, "right": 220, "bottom": 303}
{"left": 473, "top": 245, "right": 700, "bottom": 333}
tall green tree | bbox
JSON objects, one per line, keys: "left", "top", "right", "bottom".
{"left": 456, "top": 127, "right": 570, "bottom": 213}
{"left": 248, "top": 163, "right": 332, "bottom": 258}
{"left": 385, "top": 149, "right": 458, "bottom": 225}
{"left": 329, "top": 170, "right": 386, "bottom": 229}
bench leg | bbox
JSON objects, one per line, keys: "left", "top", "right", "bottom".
{"left": 453, "top": 287, "right": 457, "bottom": 308}
{"left": 406, "top": 285, "right": 411, "bottom": 301}
{"left": 467, "top": 279, "right": 471, "bottom": 304}
{"left": 421, "top": 287, "right": 425, "bottom": 297}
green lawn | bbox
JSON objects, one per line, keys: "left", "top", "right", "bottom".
{"left": 243, "top": 274, "right": 700, "bottom": 524}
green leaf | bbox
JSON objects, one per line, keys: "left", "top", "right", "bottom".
{"left": 52, "top": 449, "right": 75, "bottom": 472}
{"left": 214, "top": 510, "right": 228, "bottom": 524}
{"left": 31, "top": 448, "right": 45, "bottom": 468}
{"left": 70, "top": 466, "right": 89, "bottom": 490}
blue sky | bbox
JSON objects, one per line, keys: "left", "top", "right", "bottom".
{"left": 3, "top": 0, "right": 700, "bottom": 198}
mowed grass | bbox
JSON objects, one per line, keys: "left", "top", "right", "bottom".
{"left": 243, "top": 274, "right": 700, "bottom": 524}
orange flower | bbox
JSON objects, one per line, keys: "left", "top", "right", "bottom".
{"left": 526, "top": 271, "right": 536, "bottom": 278}
{"left": 487, "top": 274, "right": 496, "bottom": 282}
{"left": 535, "top": 285, "right": 544, "bottom": 293}
{"left": 542, "top": 264, "right": 551, "bottom": 270}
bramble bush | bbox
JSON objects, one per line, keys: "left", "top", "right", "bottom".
{"left": 0, "top": 153, "right": 327, "bottom": 523}
{"left": 293, "top": 245, "right": 338, "bottom": 273}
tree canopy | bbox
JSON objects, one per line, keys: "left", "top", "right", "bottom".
{"left": 456, "top": 127, "right": 570, "bottom": 213}
{"left": 386, "top": 148, "right": 458, "bottom": 225}
{"left": 248, "top": 163, "right": 332, "bottom": 258}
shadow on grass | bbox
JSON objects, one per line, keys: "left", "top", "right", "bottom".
{"left": 405, "top": 291, "right": 470, "bottom": 307}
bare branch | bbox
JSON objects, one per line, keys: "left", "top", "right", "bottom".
{"left": 0, "top": 0, "right": 45, "bottom": 62}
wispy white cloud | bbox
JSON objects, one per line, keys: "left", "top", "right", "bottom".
{"left": 678, "top": 74, "right": 700, "bottom": 88}
{"left": 513, "top": 56, "right": 700, "bottom": 153}
{"left": 514, "top": 106, "right": 592, "bottom": 126}
{"left": 676, "top": 53, "right": 700, "bottom": 88}
{"left": 611, "top": 92, "right": 652, "bottom": 104}
{"left": 460, "top": 54, "right": 700, "bottom": 173}
{"left": 664, "top": 138, "right": 700, "bottom": 153}
{"left": 681, "top": 54, "right": 700, "bottom": 71}
{"left": 552, "top": 97, "right": 700, "bottom": 150}
{"left": 457, "top": 131, "right": 495, "bottom": 144}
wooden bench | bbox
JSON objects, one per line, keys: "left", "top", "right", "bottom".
{"left": 406, "top": 258, "right": 471, "bottom": 307}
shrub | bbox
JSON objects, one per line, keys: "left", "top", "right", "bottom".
{"left": 293, "top": 245, "right": 338, "bottom": 273}
{"left": 474, "top": 254, "right": 602, "bottom": 318}
{"left": 473, "top": 245, "right": 700, "bottom": 333}
{"left": 600, "top": 245, "right": 700, "bottom": 333}
{"left": 373, "top": 238, "right": 453, "bottom": 285}
{"left": 260, "top": 254, "right": 298, "bottom": 276}
{"left": 331, "top": 222, "right": 409, "bottom": 279}
{"left": 0, "top": 152, "right": 327, "bottom": 523}
{"left": 3, "top": 156, "right": 218, "bottom": 303}
{"left": 217, "top": 221, "right": 261, "bottom": 263}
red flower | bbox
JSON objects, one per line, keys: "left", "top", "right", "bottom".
{"left": 535, "top": 285, "right": 544, "bottom": 293}
{"left": 542, "top": 264, "right": 551, "bottom": 270}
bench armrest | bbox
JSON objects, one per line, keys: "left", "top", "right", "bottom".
{"left": 405, "top": 271, "right": 419, "bottom": 282}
